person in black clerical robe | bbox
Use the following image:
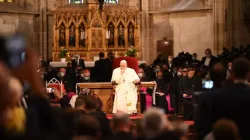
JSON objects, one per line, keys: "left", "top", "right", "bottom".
{"left": 56, "top": 68, "right": 74, "bottom": 92}
{"left": 172, "top": 68, "right": 183, "bottom": 115}
{"left": 104, "top": 52, "right": 114, "bottom": 81}
{"left": 72, "top": 55, "right": 85, "bottom": 70}
{"left": 155, "top": 70, "right": 169, "bottom": 113}
{"left": 179, "top": 68, "right": 202, "bottom": 120}
{"left": 92, "top": 52, "right": 111, "bottom": 82}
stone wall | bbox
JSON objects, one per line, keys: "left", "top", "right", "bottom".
{"left": 169, "top": 10, "right": 214, "bottom": 58}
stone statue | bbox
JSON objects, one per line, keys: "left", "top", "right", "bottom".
{"left": 128, "top": 24, "right": 135, "bottom": 46}
{"left": 108, "top": 24, "right": 115, "bottom": 47}
{"left": 79, "top": 25, "right": 85, "bottom": 47}
{"left": 69, "top": 25, "right": 75, "bottom": 46}
{"left": 118, "top": 24, "right": 125, "bottom": 47}
{"left": 59, "top": 25, "right": 65, "bottom": 46}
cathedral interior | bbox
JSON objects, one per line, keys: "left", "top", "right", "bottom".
{"left": 0, "top": 0, "right": 249, "bottom": 63}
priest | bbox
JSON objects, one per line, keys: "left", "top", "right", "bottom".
{"left": 111, "top": 60, "right": 140, "bottom": 114}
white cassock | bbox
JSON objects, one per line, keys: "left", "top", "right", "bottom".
{"left": 111, "top": 67, "right": 140, "bottom": 114}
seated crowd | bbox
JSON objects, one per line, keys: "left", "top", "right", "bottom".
{"left": 2, "top": 46, "right": 250, "bottom": 140}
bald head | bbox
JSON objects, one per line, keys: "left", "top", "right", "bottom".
{"left": 120, "top": 60, "right": 127, "bottom": 70}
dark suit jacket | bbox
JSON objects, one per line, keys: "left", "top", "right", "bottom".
{"left": 71, "top": 59, "right": 85, "bottom": 69}
{"left": 196, "top": 83, "right": 250, "bottom": 140}
{"left": 201, "top": 56, "right": 217, "bottom": 68}
{"left": 92, "top": 59, "right": 111, "bottom": 82}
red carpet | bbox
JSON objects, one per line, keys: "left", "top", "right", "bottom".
{"left": 106, "top": 114, "right": 194, "bottom": 125}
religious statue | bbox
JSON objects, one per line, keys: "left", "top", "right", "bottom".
{"left": 69, "top": 25, "right": 75, "bottom": 46}
{"left": 118, "top": 24, "right": 125, "bottom": 47}
{"left": 111, "top": 60, "right": 140, "bottom": 114}
{"left": 79, "top": 25, "right": 85, "bottom": 47}
{"left": 59, "top": 25, "right": 65, "bottom": 46}
{"left": 128, "top": 24, "right": 135, "bottom": 46}
{"left": 108, "top": 24, "right": 115, "bottom": 47}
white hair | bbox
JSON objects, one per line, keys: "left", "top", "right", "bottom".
{"left": 120, "top": 60, "right": 127, "bottom": 65}
{"left": 141, "top": 108, "right": 171, "bottom": 138}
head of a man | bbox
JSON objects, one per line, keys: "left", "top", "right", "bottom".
{"left": 59, "top": 68, "right": 66, "bottom": 77}
{"left": 168, "top": 56, "right": 173, "bottom": 63}
{"left": 120, "top": 60, "right": 127, "bottom": 70}
{"left": 177, "top": 68, "right": 182, "bottom": 76}
{"left": 84, "top": 96, "right": 97, "bottom": 112}
{"left": 193, "top": 53, "right": 197, "bottom": 60}
{"left": 111, "top": 111, "right": 131, "bottom": 133}
{"left": 157, "top": 70, "right": 163, "bottom": 78}
{"left": 182, "top": 68, "right": 188, "bottom": 77}
{"left": 232, "top": 58, "right": 250, "bottom": 81}
{"left": 188, "top": 68, "right": 195, "bottom": 79}
{"left": 99, "top": 52, "right": 105, "bottom": 59}
{"left": 205, "top": 48, "right": 212, "bottom": 58}
{"left": 142, "top": 108, "right": 172, "bottom": 138}
{"left": 82, "top": 70, "right": 90, "bottom": 80}
{"left": 162, "top": 64, "right": 168, "bottom": 71}
{"left": 75, "top": 96, "right": 86, "bottom": 111}
{"left": 210, "top": 63, "right": 227, "bottom": 87}
{"left": 228, "top": 62, "right": 232, "bottom": 71}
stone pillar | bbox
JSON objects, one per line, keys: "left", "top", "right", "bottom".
{"left": 39, "top": 0, "right": 48, "bottom": 59}
{"left": 213, "top": 0, "right": 226, "bottom": 54}
{"left": 140, "top": 0, "right": 151, "bottom": 63}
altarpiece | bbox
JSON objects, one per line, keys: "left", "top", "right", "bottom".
{"left": 53, "top": 4, "right": 140, "bottom": 61}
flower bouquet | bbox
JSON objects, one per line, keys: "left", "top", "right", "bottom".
{"left": 125, "top": 46, "right": 138, "bottom": 57}
{"left": 59, "top": 48, "right": 68, "bottom": 62}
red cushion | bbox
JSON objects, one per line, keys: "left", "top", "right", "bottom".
{"left": 112, "top": 57, "right": 138, "bottom": 73}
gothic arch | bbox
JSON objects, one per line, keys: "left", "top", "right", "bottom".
{"left": 90, "top": 18, "right": 103, "bottom": 28}
{"left": 77, "top": 15, "right": 88, "bottom": 28}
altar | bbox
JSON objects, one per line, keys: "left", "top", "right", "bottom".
{"left": 76, "top": 82, "right": 156, "bottom": 114}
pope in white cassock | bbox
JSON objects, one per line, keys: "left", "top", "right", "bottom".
{"left": 111, "top": 60, "right": 140, "bottom": 114}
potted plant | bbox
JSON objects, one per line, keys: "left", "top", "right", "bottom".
{"left": 125, "top": 46, "right": 138, "bottom": 58}
{"left": 59, "top": 48, "right": 68, "bottom": 62}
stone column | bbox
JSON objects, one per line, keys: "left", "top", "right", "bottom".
{"left": 39, "top": 0, "right": 48, "bottom": 59}
{"left": 213, "top": 0, "right": 226, "bottom": 54}
{"left": 140, "top": 0, "right": 151, "bottom": 63}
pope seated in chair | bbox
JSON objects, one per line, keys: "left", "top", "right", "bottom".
{"left": 111, "top": 60, "right": 140, "bottom": 114}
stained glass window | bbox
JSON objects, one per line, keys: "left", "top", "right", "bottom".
{"left": 105, "top": 0, "right": 118, "bottom": 3}
{"left": 69, "top": 0, "right": 84, "bottom": 4}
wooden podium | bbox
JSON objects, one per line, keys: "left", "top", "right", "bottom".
{"left": 76, "top": 82, "right": 156, "bottom": 114}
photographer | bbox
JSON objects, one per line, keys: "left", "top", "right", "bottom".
{"left": 47, "top": 87, "right": 70, "bottom": 108}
